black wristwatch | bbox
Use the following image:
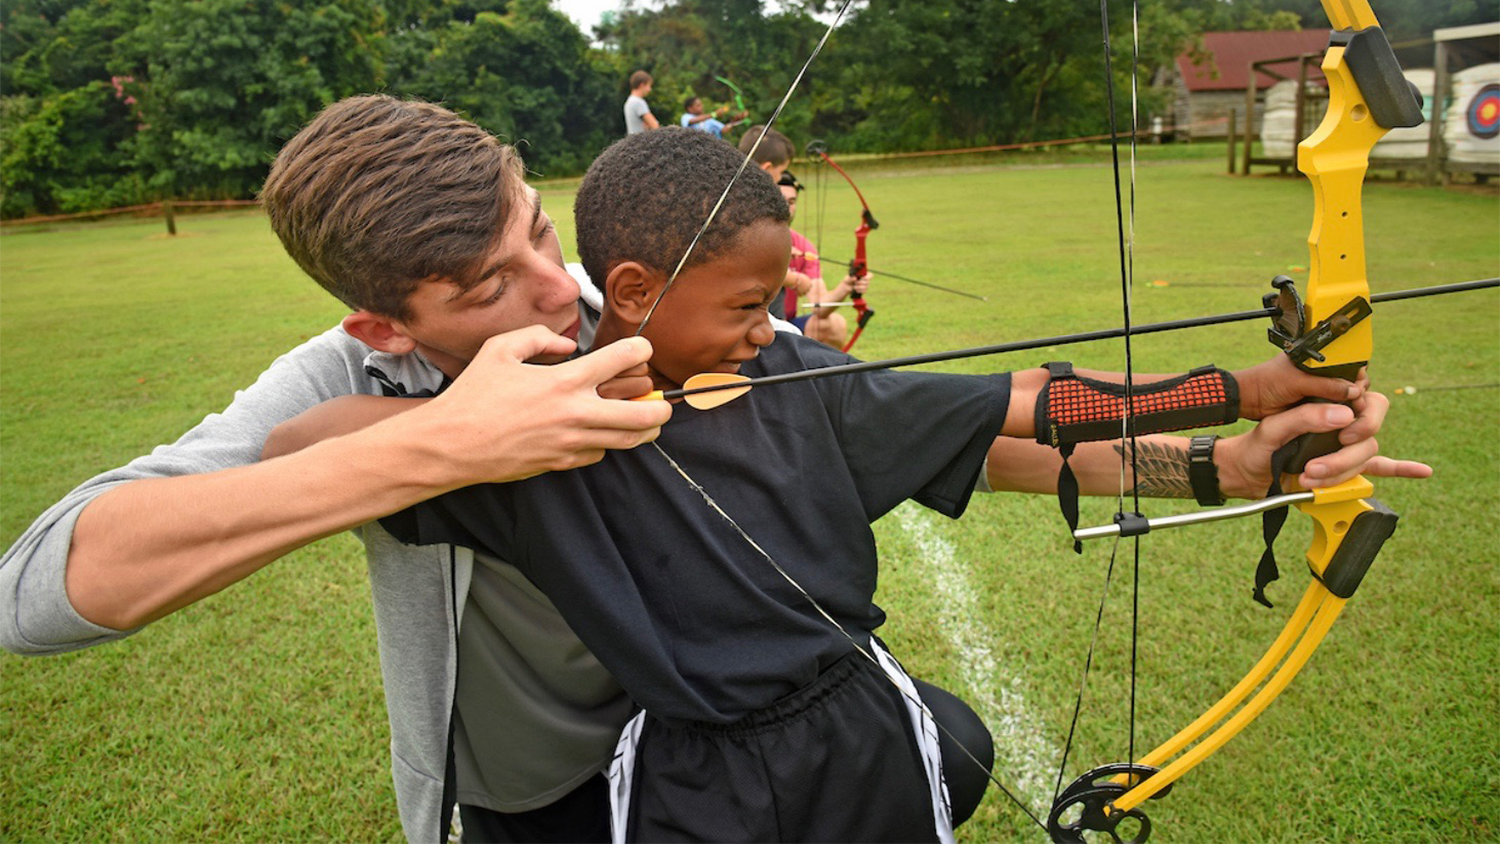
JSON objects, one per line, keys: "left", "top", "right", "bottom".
{"left": 1189, "top": 435, "right": 1224, "bottom": 506}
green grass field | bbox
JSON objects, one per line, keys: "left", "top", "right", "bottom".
{"left": 2, "top": 155, "right": 1497, "bottom": 842}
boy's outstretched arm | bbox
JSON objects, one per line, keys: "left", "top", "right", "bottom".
{"left": 987, "top": 392, "right": 1431, "bottom": 499}
{"left": 64, "top": 330, "right": 669, "bottom": 631}
{"left": 1001, "top": 356, "right": 1364, "bottom": 437}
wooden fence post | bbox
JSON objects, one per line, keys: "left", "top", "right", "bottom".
{"left": 1426, "top": 40, "right": 1450, "bottom": 186}
{"left": 1242, "top": 70, "right": 1256, "bottom": 175}
{"left": 1227, "top": 109, "right": 1237, "bottom": 174}
{"left": 163, "top": 201, "right": 176, "bottom": 236}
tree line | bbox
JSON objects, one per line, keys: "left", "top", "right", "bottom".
{"left": 2, "top": 0, "right": 1485, "bottom": 219}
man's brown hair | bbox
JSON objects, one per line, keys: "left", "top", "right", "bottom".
{"left": 737, "top": 126, "right": 792, "bottom": 166}
{"left": 261, "top": 95, "right": 525, "bottom": 319}
{"left": 628, "top": 70, "right": 653, "bottom": 90}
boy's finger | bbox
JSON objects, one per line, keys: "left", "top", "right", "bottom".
{"left": 1359, "top": 456, "right": 1434, "bottom": 479}
{"left": 597, "top": 375, "right": 657, "bottom": 401}
{"left": 1292, "top": 373, "right": 1360, "bottom": 403}
{"left": 1259, "top": 402, "right": 1356, "bottom": 447}
{"left": 1338, "top": 391, "right": 1388, "bottom": 444}
{"left": 1301, "top": 437, "right": 1378, "bottom": 484}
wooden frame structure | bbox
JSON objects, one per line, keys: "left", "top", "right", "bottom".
{"left": 1229, "top": 22, "right": 1500, "bottom": 182}
{"left": 1229, "top": 52, "right": 1325, "bottom": 175}
{"left": 1426, "top": 22, "right": 1500, "bottom": 184}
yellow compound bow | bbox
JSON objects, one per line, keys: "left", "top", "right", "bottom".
{"left": 1049, "top": 2, "right": 1423, "bottom": 840}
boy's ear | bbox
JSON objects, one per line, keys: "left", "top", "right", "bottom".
{"left": 604, "top": 261, "right": 665, "bottom": 325}
{"left": 343, "top": 310, "right": 419, "bottom": 355}
{"left": 757, "top": 161, "right": 775, "bottom": 173}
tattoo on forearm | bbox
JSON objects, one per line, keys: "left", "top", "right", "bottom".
{"left": 1113, "top": 440, "right": 1193, "bottom": 498}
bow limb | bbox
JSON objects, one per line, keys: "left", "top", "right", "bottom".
{"left": 1089, "top": 0, "right": 1418, "bottom": 820}
{"left": 841, "top": 204, "right": 875, "bottom": 351}
{"left": 806, "top": 144, "right": 878, "bottom": 351}
{"left": 714, "top": 75, "right": 749, "bottom": 119}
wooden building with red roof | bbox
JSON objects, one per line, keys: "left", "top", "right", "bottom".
{"left": 1167, "top": 29, "right": 1331, "bottom": 139}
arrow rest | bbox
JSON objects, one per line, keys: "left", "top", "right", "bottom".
{"left": 1048, "top": 763, "right": 1170, "bottom": 844}
{"left": 1264, "top": 276, "right": 1372, "bottom": 372}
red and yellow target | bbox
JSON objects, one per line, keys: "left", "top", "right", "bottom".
{"left": 1467, "top": 83, "right": 1500, "bottom": 139}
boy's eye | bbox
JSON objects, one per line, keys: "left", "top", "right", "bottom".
{"left": 533, "top": 220, "right": 555, "bottom": 242}
{"left": 481, "top": 281, "right": 507, "bottom": 305}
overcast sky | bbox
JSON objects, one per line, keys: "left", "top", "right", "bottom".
{"left": 554, "top": 0, "right": 621, "bottom": 34}
{"left": 552, "top": 1, "right": 841, "bottom": 36}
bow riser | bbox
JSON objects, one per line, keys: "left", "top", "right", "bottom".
{"left": 1299, "top": 42, "right": 1385, "bottom": 377}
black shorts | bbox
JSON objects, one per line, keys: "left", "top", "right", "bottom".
{"left": 608, "top": 646, "right": 950, "bottom": 842}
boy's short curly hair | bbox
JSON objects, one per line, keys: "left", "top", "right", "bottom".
{"left": 574, "top": 128, "right": 790, "bottom": 286}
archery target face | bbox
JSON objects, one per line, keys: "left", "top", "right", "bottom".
{"left": 1467, "top": 83, "right": 1500, "bottom": 139}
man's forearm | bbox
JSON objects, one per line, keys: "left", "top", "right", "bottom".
{"left": 65, "top": 330, "right": 669, "bottom": 631}
{"left": 67, "top": 411, "right": 463, "bottom": 630}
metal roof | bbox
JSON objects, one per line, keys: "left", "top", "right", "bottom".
{"left": 1177, "top": 30, "right": 1333, "bottom": 92}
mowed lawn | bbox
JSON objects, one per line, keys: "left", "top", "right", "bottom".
{"left": 2, "top": 156, "right": 1496, "bottom": 842}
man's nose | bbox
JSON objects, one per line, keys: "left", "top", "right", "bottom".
{"left": 538, "top": 262, "right": 579, "bottom": 307}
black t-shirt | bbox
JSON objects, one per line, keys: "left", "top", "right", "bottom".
{"left": 383, "top": 334, "right": 1011, "bottom": 723}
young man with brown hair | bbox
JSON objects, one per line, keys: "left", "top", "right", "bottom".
{"left": 623, "top": 70, "right": 658, "bottom": 135}
{"left": 1, "top": 95, "right": 671, "bottom": 843}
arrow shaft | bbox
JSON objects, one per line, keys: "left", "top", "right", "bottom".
{"left": 665, "top": 277, "right": 1498, "bottom": 400}
{"left": 815, "top": 256, "right": 988, "bottom": 301}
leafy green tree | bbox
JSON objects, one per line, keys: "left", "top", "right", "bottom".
{"left": 117, "top": 0, "right": 386, "bottom": 198}
{"left": 1201, "top": 0, "right": 1488, "bottom": 39}
{"left": 385, "top": 0, "right": 621, "bottom": 174}
{"left": 596, "top": 0, "right": 828, "bottom": 145}
{"left": 807, "top": 0, "right": 1131, "bottom": 149}
{"left": 1, "top": 0, "right": 150, "bottom": 216}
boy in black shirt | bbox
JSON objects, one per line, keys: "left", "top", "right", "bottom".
{"left": 384, "top": 128, "right": 1005, "bottom": 841}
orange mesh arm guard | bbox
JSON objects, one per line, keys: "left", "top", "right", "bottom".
{"left": 1035, "top": 362, "right": 1239, "bottom": 551}
{"left": 1036, "top": 362, "right": 1239, "bottom": 448}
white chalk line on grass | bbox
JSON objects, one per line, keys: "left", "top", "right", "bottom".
{"left": 893, "top": 501, "right": 1058, "bottom": 814}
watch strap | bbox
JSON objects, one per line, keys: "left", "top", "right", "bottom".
{"left": 1189, "top": 434, "right": 1224, "bottom": 506}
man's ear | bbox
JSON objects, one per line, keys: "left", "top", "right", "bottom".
{"left": 342, "top": 310, "right": 419, "bottom": 355}
{"left": 604, "top": 261, "right": 665, "bottom": 326}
